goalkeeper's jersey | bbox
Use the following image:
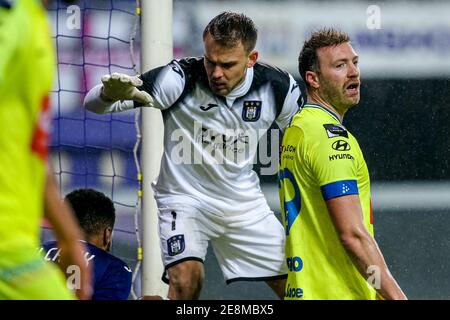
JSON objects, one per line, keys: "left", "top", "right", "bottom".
{"left": 0, "top": 0, "right": 54, "bottom": 260}
{"left": 85, "top": 58, "right": 303, "bottom": 220}
{"left": 279, "top": 104, "right": 376, "bottom": 300}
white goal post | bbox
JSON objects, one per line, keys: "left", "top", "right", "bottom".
{"left": 140, "top": 0, "right": 172, "bottom": 297}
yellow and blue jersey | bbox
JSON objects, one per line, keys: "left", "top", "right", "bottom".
{"left": 279, "top": 104, "right": 376, "bottom": 300}
{"left": 0, "top": 0, "right": 74, "bottom": 299}
{"left": 0, "top": 0, "right": 54, "bottom": 258}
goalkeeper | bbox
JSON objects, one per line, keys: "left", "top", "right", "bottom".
{"left": 0, "top": 0, "right": 91, "bottom": 299}
{"left": 85, "top": 12, "right": 303, "bottom": 299}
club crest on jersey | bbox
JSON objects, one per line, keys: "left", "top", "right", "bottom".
{"left": 167, "top": 234, "right": 185, "bottom": 256}
{"left": 323, "top": 124, "right": 348, "bottom": 138}
{"left": 242, "top": 101, "right": 262, "bottom": 122}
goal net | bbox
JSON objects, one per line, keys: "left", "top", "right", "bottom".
{"left": 46, "top": 0, "right": 143, "bottom": 299}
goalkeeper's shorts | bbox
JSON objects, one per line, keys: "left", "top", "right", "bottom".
{"left": 158, "top": 205, "right": 288, "bottom": 284}
{"left": 0, "top": 257, "right": 75, "bottom": 300}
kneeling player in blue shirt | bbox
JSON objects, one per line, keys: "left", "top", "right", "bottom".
{"left": 41, "top": 189, "right": 132, "bottom": 300}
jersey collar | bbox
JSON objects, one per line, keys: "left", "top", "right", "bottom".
{"left": 303, "top": 103, "right": 341, "bottom": 123}
{"left": 224, "top": 67, "right": 254, "bottom": 107}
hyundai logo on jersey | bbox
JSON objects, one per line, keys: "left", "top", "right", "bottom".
{"left": 167, "top": 234, "right": 185, "bottom": 256}
{"left": 332, "top": 140, "right": 351, "bottom": 151}
{"left": 242, "top": 101, "right": 262, "bottom": 122}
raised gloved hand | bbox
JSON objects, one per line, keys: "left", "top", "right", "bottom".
{"left": 101, "top": 73, "right": 154, "bottom": 105}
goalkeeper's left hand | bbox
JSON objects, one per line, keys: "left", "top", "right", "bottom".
{"left": 101, "top": 73, "right": 154, "bottom": 105}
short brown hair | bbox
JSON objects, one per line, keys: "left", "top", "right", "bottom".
{"left": 298, "top": 28, "right": 350, "bottom": 88}
{"left": 203, "top": 12, "right": 258, "bottom": 52}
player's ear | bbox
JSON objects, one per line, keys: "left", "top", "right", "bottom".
{"left": 306, "top": 70, "right": 320, "bottom": 89}
{"left": 247, "top": 50, "right": 258, "bottom": 68}
{"left": 103, "top": 227, "right": 113, "bottom": 250}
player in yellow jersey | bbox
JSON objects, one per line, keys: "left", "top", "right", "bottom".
{"left": 279, "top": 28, "right": 406, "bottom": 300}
{"left": 0, "top": 0, "right": 91, "bottom": 299}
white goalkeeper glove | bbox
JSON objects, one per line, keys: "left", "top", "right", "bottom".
{"left": 100, "top": 73, "right": 154, "bottom": 105}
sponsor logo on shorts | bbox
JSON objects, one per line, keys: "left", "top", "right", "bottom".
{"left": 167, "top": 234, "right": 185, "bottom": 256}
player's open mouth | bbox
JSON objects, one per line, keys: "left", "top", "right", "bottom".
{"left": 345, "top": 83, "right": 359, "bottom": 95}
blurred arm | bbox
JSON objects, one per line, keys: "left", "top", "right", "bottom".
{"left": 0, "top": 4, "right": 20, "bottom": 86}
{"left": 326, "top": 194, "right": 407, "bottom": 300}
{"left": 43, "top": 168, "right": 92, "bottom": 300}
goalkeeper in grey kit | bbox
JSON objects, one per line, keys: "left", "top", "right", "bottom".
{"left": 84, "top": 12, "right": 303, "bottom": 299}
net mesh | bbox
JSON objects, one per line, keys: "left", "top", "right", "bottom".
{"left": 46, "top": 0, "right": 142, "bottom": 299}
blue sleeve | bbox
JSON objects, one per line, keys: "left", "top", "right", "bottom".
{"left": 321, "top": 180, "right": 358, "bottom": 201}
{"left": 93, "top": 261, "right": 132, "bottom": 300}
